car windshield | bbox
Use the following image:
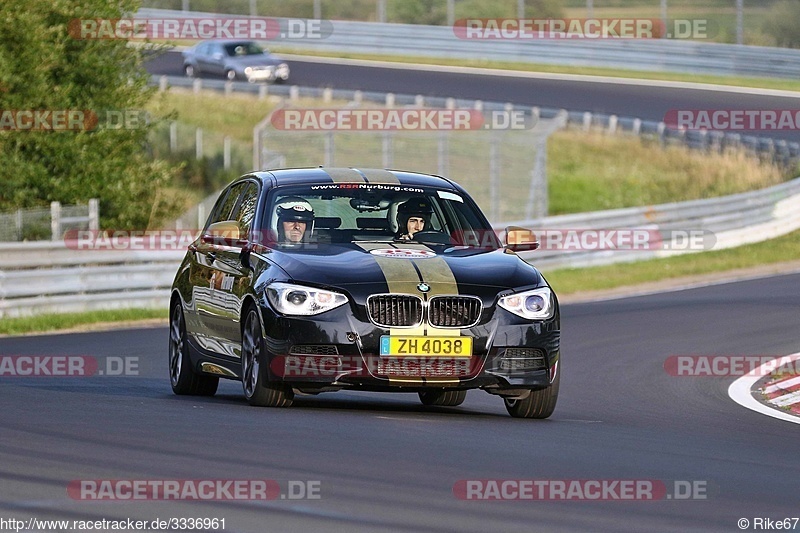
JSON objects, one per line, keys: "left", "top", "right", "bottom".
{"left": 224, "top": 42, "right": 264, "bottom": 56}
{"left": 264, "top": 183, "right": 501, "bottom": 249}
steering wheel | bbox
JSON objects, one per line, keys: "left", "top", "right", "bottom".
{"left": 410, "top": 230, "right": 452, "bottom": 245}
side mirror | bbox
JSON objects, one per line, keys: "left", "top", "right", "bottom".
{"left": 504, "top": 226, "right": 539, "bottom": 252}
{"left": 202, "top": 221, "right": 245, "bottom": 247}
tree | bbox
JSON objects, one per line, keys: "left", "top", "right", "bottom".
{"left": 763, "top": 0, "right": 800, "bottom": 48}
{"left": 0, "top": 0, "right": 180, "bottom": 229}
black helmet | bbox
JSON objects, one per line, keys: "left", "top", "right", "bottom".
{"left": 396, "top": 196, "right": 433, "bottom": 234}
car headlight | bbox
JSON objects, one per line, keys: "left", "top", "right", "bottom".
{"left": 244, "top": 67, "right": 253, "bottom": 75}
{"left": 497, "top": 287, "right": 554, "bottom": 320}
{"left": 267, "top": 282, "right": 348, "bottom": 316}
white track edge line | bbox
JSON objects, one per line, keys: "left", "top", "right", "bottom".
{"left": 728, "top": 353, "right": 800, "bottom": 425}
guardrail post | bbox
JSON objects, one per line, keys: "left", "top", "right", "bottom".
{"left": 289, "top": 86, "right": 299, "bottom": 102}
{"left": 196, "top": 128, "right": 203, "bottom": 160}
{"left": 382, "top": 133, "right": 393, "bottom": 168}
{"left": 489, "top": 134, "right": 500, "bottom": 223}
{"left": 608, "top": 115, "right": 618, "bottom": 134}
{"left": 259, "top": 85, "right": 268, "bottom": 99}
{"left": 169, "top": 121, "right": 177, "bottom": 153}
{"left": 438, "top": 132, "right": 449, "bottom": 177}
{"left": 325, "top": 132, "right": 334, "bottom": 166}
{"left": 415, "top": 95, "right": 424, "bottom": 107}
{"left": 197, "top": 202, "right": 206, "bottom": 229}
{"left": 447, "top": 0, "right": 455, "bottom": 25}
{"left": 445, "top": 98, "right": 455, "bottom": 110}
{"left": 474, "top": 100, "right": 483, "bottom": 112}
{"left": 88, "top": 199, "right": 99, "bottom": 231}
{"left": 15, "top": 208, "right": 22, "bottom": 241}
{"left": 181, "top": 0, "right": 189, "bottom": 11}
{"left": 193, "top": 78, "right": 202, "bottom": 94}
{"left": 583, "top": 112, "right": 592, "bottom": 132}
{"left": 224, "top": 81, "right": 233, "bottom": 96}
{"left": 377, "top": 0, "right": 386, "bottom": 23}
{"left": 633, "top": 118, "right": 642, "bottom": 135}
{"left": 657, "top": 122, "right": 666, "bottom": 146}
{"left": 354, "top": 90, "right": 363, "bottom": 105}
{"left": 527, "top": 138, "right": 549, "bottom": 220}
{"left": 50, "top": 201, "right": 61, "bottom": 241}
{"left": 224, "top": 136, "right": 231, "bottom": 170}
{"left": 249, "top": 0, "right": 257, "bottom": 16}
{"left": 323, "top": 87, "right": 333, "bottom": 103}
{"left": 159, "top": 75, "right": 168, "bottom": 92}
{"left": 385, "top": 93, "right": 395, "bottom": 108}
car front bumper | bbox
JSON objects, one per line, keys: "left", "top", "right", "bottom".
{"left": 259, "top": 301, "right": 560, "bottom": 393}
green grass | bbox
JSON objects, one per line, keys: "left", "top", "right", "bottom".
{"left": 0, "top": 308, "right": 168, "bottom": 336}
{"left": 545, "top": 228, "right": 800, "bottom": 294}
{"left": 547, "top": 129, "right": 790, "bottom": 214}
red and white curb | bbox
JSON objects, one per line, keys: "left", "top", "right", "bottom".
{"left": 762, "top": 374, "right": 800, "bottom": 414}
{"left": 728, "top": 353, "right": 800, "bottom": 425}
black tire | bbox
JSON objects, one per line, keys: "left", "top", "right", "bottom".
{"left": 504, "top": 368, "right": 560, "bottom": 419}
{"left": 169, "top": 303, "right": 218, "bottom": 396}
{"left": 241, "top": 308, "right": 293, "bottom": 407}
{"left": 418, "top": 389, "right": 467, "bottom": 407}
{"left": 184, "top": 64, "right": 195, "bottom": 77}
{"left": 225, "top": 69, "right": 237, "bottom": 81}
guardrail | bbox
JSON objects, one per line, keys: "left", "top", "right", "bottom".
{"left": 2, "top": 176, "right": 799, "bottom": 317}
{"left": 138, "top": 8, "right": 800, "bottom": 79}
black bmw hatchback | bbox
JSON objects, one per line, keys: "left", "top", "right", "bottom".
{"left": 169, "top": 167, "right": 560, "bottom": 418}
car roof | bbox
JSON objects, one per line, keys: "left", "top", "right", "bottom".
{"left": 249, "top": 167, "right": 460, "bottom": 190}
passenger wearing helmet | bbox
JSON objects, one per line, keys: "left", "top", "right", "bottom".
{"left": 396, "top": 196, "right": 433, "bottom": 240}
{"left": 276, "top": 197, "right": 314, "bottom": 244}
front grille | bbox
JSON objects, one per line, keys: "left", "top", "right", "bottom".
{"left": 289, "top": 345, "right": 339, "bottom": 356}
{"left": 428, "top": 296, "right": 483, "bottom": 328}
{"left": 367, "top": 294, "right": 423, "bottom": 328}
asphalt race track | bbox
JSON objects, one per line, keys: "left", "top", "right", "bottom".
{"left": 146, "top": 51, "right": 800, "bottom": 142}
{"left": 1, "top": 273, "right": 799, "bottom": 532}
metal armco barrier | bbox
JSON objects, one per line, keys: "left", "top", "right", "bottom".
{"left": 2, "top": 177, "right": 799, "bottom": 317}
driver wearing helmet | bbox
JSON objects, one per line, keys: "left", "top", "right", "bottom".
{"left": 276, "top": 197, "right": 314, "bottom": 244}
{"left": 396, "top": 196, "right": 433, "bottom": 240}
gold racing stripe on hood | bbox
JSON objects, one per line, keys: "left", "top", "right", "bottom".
{"left": 399, "top": 243, "right": 461, "bottom": 338}
{"left": 356, "top": 242, "right": 468, "bottom": 386}
{"left": 354, "top": 242, "right": 425, "bottom": 336}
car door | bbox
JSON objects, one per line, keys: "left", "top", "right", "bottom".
{"left": 203, "top": 42, "right": 226, "bottom": 76}
{"left": 206, "top": 180, "right": 261, "bottom": 360}
{"left": 188, "top": 182, "right": 247, "bottom": 356}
